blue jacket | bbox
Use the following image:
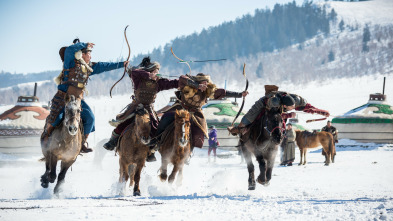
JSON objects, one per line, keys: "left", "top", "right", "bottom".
{"left": 208, "top": 129, "right": 218, "bottom": 147}
{"left": 58, "top": 42, "right": 124, "bottom": 92}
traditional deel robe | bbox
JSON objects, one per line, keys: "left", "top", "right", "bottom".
{"left": 282, "top": 128, "right": 296, "bottom": 164}
{"left": 47, "top": 42, "right": 124, "bottom": 135}
{"left": 321, "top": 125, "right": 338, "bottom": 142}
{"left": 113, "top": 69, "right": 179, "bottom": 136}
{"left": 161, "top": 75, "right": 242, "bottom": 148}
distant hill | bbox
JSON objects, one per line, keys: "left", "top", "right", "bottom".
{"left": 1, "top": 0, "right": 392, "bottom": 105}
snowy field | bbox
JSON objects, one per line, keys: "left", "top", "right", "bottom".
{"left": 1, "top": 73, "right": 393, "bottom": 220}
{"left": 0, "top": 140, "right": 392, "bottom": 220}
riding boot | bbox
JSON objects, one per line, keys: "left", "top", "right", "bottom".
{"left": 146, "top": 150, "right": 157, "bottom": 162}
{"left": 103, "top": 131, "right": 120, "bottom": 151}
{"left": 40, "top": 123, "right": 54, "bottom": 148}
{"left": 227, "top": 122, "right": 246, "bottom": 136}
{"left": 147, "top": 134, "right": 162, "bottom": 150}
{"left": 81, "top": 134, "right": 93, "bottom": 153}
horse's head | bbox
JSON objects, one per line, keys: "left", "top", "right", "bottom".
{"left": 175, "top": 109, "right": 191, "bottom": 148}
{"left": 64, "top": 95, "right": 81, "bottom": 136}
{"left": 264, "top": 110, "right": 284, "bottom": 145}
{"left": 134, "top": 107, "right": 151, "bottom": 145}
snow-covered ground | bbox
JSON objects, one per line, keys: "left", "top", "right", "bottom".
{"left": 1, "top": 73, "right": 393, "bottom": 220}
{"left": 0, "top": 140, "right": 392, "bottom": 220}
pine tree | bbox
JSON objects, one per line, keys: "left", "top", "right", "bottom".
{"left": 362, "top": 25, "right": 371, "bottom": 52}
{"left": 328, "top": 50, "right": 335, "bottom": 62}
{"left": 339, "top": 19, "right": 345, "bottom": 32}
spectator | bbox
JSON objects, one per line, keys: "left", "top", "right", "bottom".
{"left": 208, "top": 125, "right": 219, "bottom": 163}
{"left": 280, "top": 123, "right": 296, "bottom": 166}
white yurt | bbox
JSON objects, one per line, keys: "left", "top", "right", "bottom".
{"left": 0, "top": 84, "right": 49, "bottom": 152}
{"left": 332, "top": 93, "right": 393, "bottom": 143}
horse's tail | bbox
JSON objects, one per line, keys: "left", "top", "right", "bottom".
{"left": 328, "top": 134, "right": 334, "bottom": 157}
{"left": 38, "top": 157, "right": 46, "bottom": 162}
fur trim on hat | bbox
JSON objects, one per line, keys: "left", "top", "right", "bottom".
{"left": 75, "top": 50, "right": 93, "bottom": 72}
{"left": 189, "top": 73, "right": 212, "bottom": 83}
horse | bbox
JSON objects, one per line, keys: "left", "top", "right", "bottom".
{"left": 295, "top": 130, "right": 335, "bottom": 166}
{"left": 158, "top": 109, "right": 191, "bottom": 186}
{"left": 117, "top": 108, "right": 151, "bottom": 196}
{"left": 239, "top": 109, "right": 284, "bottom": 190}
{"left": 40, "top": 95, "right": 82, "bottom": 194}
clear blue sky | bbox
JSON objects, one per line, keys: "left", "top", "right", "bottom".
{"left": 0, "top": 0, "right": 300, "bottom": 74}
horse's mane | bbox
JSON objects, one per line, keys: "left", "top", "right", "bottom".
{"left": 246, "top": 115, "right": 266, "bottom": 145}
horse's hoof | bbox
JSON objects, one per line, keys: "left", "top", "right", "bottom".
{"left": 133, "top": 191, "right": 141, "bottom": 196}
{"left": 263, "top": 181, "right": 270, "bottom": 187}
{"left": 159, "top": 174, "right": 167, "bottom": 182}
{"left": 41, "top": 182, "right": 49, "bottom": 188}
{"left": 49, "top": 174, "right": 56, "bottom": 183}
{"left": 298, "top": 163, "right": 302, "bottom": 166}
{"left": 248, "top": 184, "right": 256, "bottom": 190}
{"left": 256, "top": 177, "right": 265, "bottom": 185}
{"left": 324, "top": 163, "right": 330, "bottom": 166}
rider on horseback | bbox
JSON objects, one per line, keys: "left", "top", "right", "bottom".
{"left": 228, "top": 85, "right": 330, "bottom": 136}
{"left": 147, "top": 73, "right": 248, "bottom": 161}
{"left": 103, "top": 57, "right": 179, "bottom": 161}
{"left": 41, "top": 39, "right": 129, "bottom": 153}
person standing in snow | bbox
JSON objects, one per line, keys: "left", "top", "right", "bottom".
{"left": 280, "top": 123, "right": 296, "bottom": 166}
{"left": 321, "top": 120, "right": 338, "bottom": 157}
{"left": 41, "top": 39, "right": 129, "bottom": 153}
{"left": 208, "top": 125, "right": 219, "bottom": 163}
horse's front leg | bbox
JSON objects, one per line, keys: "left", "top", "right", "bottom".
{"left": 168, "top": 163, "right": 180, "bottom": 184}
{"left": 40, "top": 157, "right": 51, "bottom": 188}
{"left": 133, "top": 162, "right": 144, "bottom": 196}
{"left": 176, "top": 165, "right": 184, "bottom": 187}
{"left": 303, "top": 149, "right": 307, "bottom": 165}
{"left": 54, "top": 159, "right": 75, "bottom": 195}
{"left": 48, "top": 153, "right": 58, "bottom": 183}
{"left": 242, "top": 146, "right": 255, "bottom": 190}
{"left": 256, "top": 155, "right": 268, "bottom": 185}
{"left": 159, "top": 158, "right": 169, "bottom": 182}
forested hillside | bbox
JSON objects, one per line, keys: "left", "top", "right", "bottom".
{"left": 1, "top": 1, "right": 392, "bottom": 105}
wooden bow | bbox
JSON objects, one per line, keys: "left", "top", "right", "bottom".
{"left": 171, "top": 47, "right": 191, "bottom": 75}
{"left": 110, "top": 25, "right": 131, "bottom": 98}
{"left": 231, "top": 63, "right": 248, "bottom": 126}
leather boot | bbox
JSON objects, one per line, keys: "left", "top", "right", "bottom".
{"left": 81, "top": 134, "right": 93, "bottom": 153}
{"left": 40, "top": 123, "right": 54, "bottom": 148}
{"left": 146, "top": 150, "right": 157, "bottom": 162}
{"left": 103, "top": 131, "right": 120, "bottom": 151}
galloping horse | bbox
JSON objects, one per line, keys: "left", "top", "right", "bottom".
{"left": 295, "top": 130, "right": 335, "bottom": 166}
{"left": 159, "top": 109, "right": 191, "bottom": 186}
{"left": 40, "top": 95, "right": 82, "bottom": 194}
{"left": 117, "top": 108, "right": 151, "bottom": 196}
{"left": 240, "top": 109, "right": 284, "bottom": 190}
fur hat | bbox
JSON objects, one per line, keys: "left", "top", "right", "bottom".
{"left": 138, "top": 56, "right": 160, "bottom": 72}
{"left": 282, "top": 95, "right": 295, "bottom": 106}
{"left": 190, "top": 73, "right": 212, "bottom": 83}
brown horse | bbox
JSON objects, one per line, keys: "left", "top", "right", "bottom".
{"left": 159, "top": 109, "right": 191, "bottom": 186}
{"left": 40, "top": 95, "right": 82, "bottom": 194}
{"left": 240, "top": 109, "right": 285, "bottom": 190}
{"left": 295, "top": 130, "right": 336, "bottom": 166}
{"left": 117, "top": 108, "right": 151, "bottom": 196}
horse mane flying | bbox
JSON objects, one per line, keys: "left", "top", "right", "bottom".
{"left": 246, "top": 115, "right": 265, "bottom": 145}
